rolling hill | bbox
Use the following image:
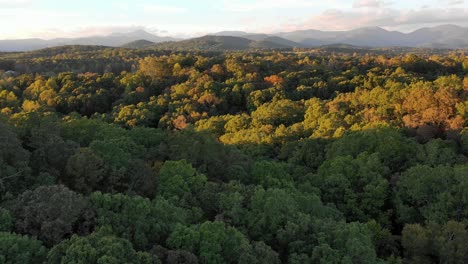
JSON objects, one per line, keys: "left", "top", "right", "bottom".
{"left": 0, "top": 30, "right": 177, "bottom": 52}
{"left": 2, "top": 24, "right": 468, "bottom": 52}
{"left": 121, "top": 39, "right": 156, "bottom": 49}
{"left": 152, "top": 35, "right": 293, "bottom": 51}
{"left": 214, "top": 32, "right": 303, "bottom": 48}
{"left": 218, "top": 24, "right": 468, "bottom": 49}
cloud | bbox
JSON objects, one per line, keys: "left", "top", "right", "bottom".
{"left": 69, "top": 26, "right": 147, "bottom": 37}
{"left": 0, "top": 0, "right": 32, "bottom": 8}
{"left": 0, "top": 0, "right": 467, "bottom": 39}
{"left": 283, "top": 6, "right": 468, "bottom": 32}
{"left": 26, "top": 25, "right": 173, "bottom": 39}
{"left": 352, "top": 0, "right": 386, "bottom": 8}
{"left": 141, "top": 4, "right": 187, "bottom": 14}
{"left": 439, "top": 0, "right": 464, "bottom": 5}
{"left": 221, "top": 0, "right": 327, "bottom": 12}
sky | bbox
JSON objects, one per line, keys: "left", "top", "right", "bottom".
{"left": 0, "top": 0, "right": 467, "bottom": 39}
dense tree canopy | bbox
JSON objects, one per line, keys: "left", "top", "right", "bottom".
{"left": 0, "top": 46, "right": 466, "bottom": 263}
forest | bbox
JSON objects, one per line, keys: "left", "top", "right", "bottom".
{"left": 0, "top": 45, "right": 467, "bottom": 264}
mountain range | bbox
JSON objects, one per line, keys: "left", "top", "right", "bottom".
{"left": 210, "top": 24, "right": 468, "bottom": 49}
{"left": 0, "top": 30, "right": 177, "bottom": 52}
{"left": 151, "top": 35, "right": 294, "bottom": 51}
{"left": 1, "top": 24, "right": 468, "bottom": 52}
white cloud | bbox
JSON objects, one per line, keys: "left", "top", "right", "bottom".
{"left": 63, "top": 26, "right": 147, "bottom": 37}
{"left": 25, "top": 25, "right": 175, "bottom": 39}
{"left": 221, "top": 0, "right": 330, "bottom": 12}
{"left": 439, "top": 0, "right": 464, "bottom": 5}
{"left": 0, "top": 0, "right": 467, "bottom": 39}
{"left": 0, "top": 0, "right": 32, "bottom": 8}
{"left": 282, "top": 6, "right": 468, "bottom": 32}
{"left": 141, "top": 4, "right": 187, "bottom": 14}
{"left": 353, "top": 0, "right": 387, "bottom": 8}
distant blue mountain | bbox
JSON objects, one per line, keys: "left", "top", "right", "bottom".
{"left": 0, "top": 30, "right": 178, "bottom": 52}
{"left": 1, "top": 25, "right": 468, "bottom": 52}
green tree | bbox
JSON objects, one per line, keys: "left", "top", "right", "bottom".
{"left": 9, "top": 185, "right": 93, "bottom": 246}
{"left": 396, "top": 165, "right": 468, "bottom": 224}
{"left": 28, "top": 127, "right": 78, "bottom": 178}
{"left": 158, "top": 160, "right": 207, "bottom": 207}
{"left": 251, "top": 99, "right": 303, "bottom": 127}
{"left": 280, "top": 138, "right": 329, "bottom": 170}
{"left": 303, "top": 98, "right": 327, "bottom": 132}
{"left": 47, "top": 227, "right": 155, "bottom": 264}
{"left": 0, "top": 232, "right": 47, "bottom": 264}
{"left": 416, "top": 139, "right": 462, "bottom": 166}
{"left": 168, "top": 221, "right": 261, "bottom": 264}
{"left": 139, "top": 56, "right": 173, "bottom": 80}
{"left": 251, "top": 160, "right": 293, "bottom": 188}
{"left": 166, "top": 130, "right": 251, "bottom": 182}
{"left": 60, "top": 118, "right": 126, "bottom": 147}
{"left": 91, "top": 192, "right": 188, "bottom": 250}
{"left": 89, "top": 137, "right": 143, "bottom": 169}
{"left": 0, "top": 123, "right": 31, "bottom": 196}
{"left": 0, "top": 208, "right": 13, "bottom": 232}
{"left": 326, "top": 129, "right": 418, "bottom": 172}
{"left": 309, "top": 221, "right": 380, "bottom": 264}
{"left": 151, "top": 246, "right": 198, "bottom": 264}
{"left": 312, "top": 153, "right": 390, "bottom": 224}
{"left": 245, "top": 187, "right": 341, "bottom": 254}
{"left": 462, "top": 129, "right": 468, "bottom": 155}
{"left": 65, "top": 148, "right": 106, "bottom": 194}
{"left": 402, "top": 221, "right": 468, "bottom": 264}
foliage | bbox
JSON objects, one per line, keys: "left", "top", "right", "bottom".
{"left": 8, "top": 185, "right": 93, "bottom": 246}
{"left": 0, "top": 232, "right": 47, "bottom": 264}
{"left": 47, "top": 227, "right": 155, "bottom": 264}
{"left": 90, "top": 192, "right": 188, "bottom": 250}
{"left": 0, "top": 48, "right": 466, "bottom": 262}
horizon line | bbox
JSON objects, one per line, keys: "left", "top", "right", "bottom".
{"left": 0, "top": 23, "right": 465, "bottom": 41}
